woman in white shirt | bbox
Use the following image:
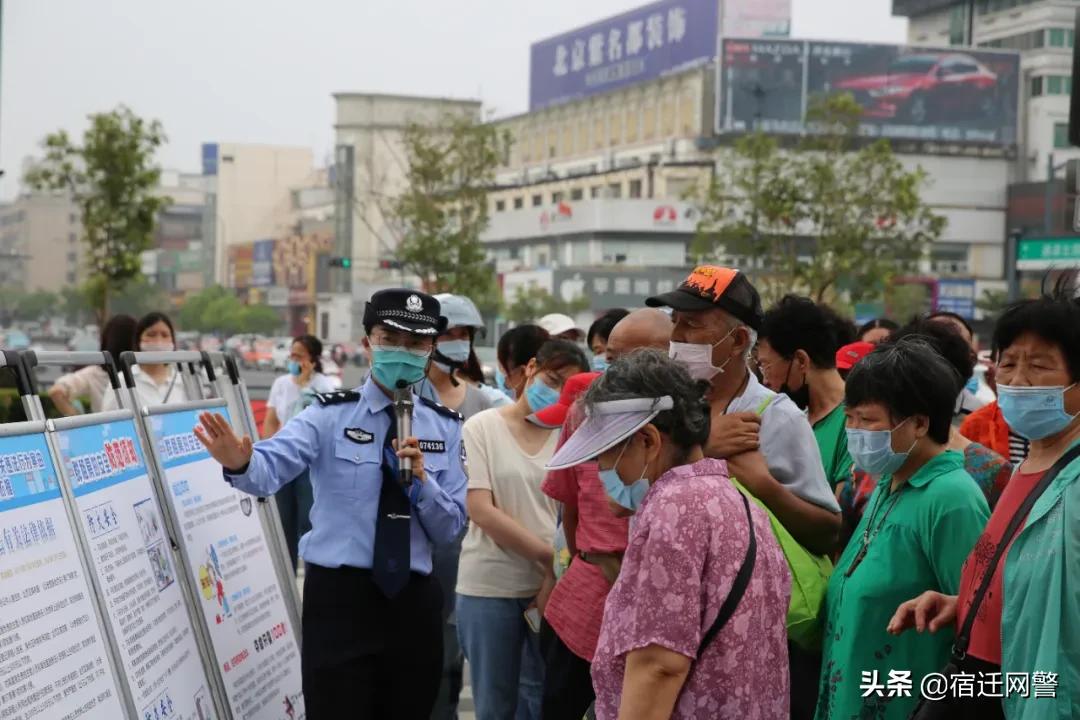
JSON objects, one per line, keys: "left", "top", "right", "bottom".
{"left": 102, "top": 312, "right": 189, "bottom": 412}
{"left": 50, "top": 314, "right": 137, "bottom": 415}
{"left": 456, "top": 339, "right": 589, "bottom": 720}
{"left": 264, "top": 335, "right": 337, "bottom": 574}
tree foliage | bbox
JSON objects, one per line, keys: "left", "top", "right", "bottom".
{"left": 391, "top": 114, "right": 508, "bottom": 314}
{"left": 24, "top": 105, "right": 169, "bottom": 321}
{"left": 505, "top": 286, "right": 590, "bottom": 325}
{"left": 693, "top": 93, "right": 946, "bottom": 305}
{"left": 178, "top": 286, "right": 282, "bottom": 336}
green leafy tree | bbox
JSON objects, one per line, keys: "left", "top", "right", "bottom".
{"left": 390, "top": 114, "right": 508, "bottom": 314}
{"left": 693, "top": 93, "right": 945, "bottom": 305}
{"left": 105, "top": 276, "right": 170, "bottom": 320}
{"left": 24, "top": 106, "right": 169, "bottom": 321}
{"left": 505, "top": 286, "right": 590, "bottom": 325}
{"left": 14, "top": 291, "right": 60, "bottom": 322}
{"left": 176, "top": 285, "right": 282, "bottom": 336}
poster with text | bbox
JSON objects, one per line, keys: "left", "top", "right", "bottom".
{"left": 57, "top": 418, "right": 218, "bottom": 720}
{"left": 0, "top": 431, "right": 127, "bottom": 720}
{"left": 149, "top": 408, "right": 304, "bottom": 720}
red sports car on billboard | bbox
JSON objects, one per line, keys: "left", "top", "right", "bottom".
{"left": 834, "top": 53, "right": 999, "bottom": 124}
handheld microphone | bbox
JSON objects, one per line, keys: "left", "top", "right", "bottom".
{"left": 394, "top": 380, "right": 414, "bottom": 486}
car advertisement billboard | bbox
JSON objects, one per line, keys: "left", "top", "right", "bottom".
{"left": 716, "top": 39, "right": 1020, "bottom": 147}
{"left": 529, "top": 0, "right": 719, "bottom": 111}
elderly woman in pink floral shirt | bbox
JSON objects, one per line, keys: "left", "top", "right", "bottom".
{"left": 547, "top": 351, "right": 791, "bottom": 720}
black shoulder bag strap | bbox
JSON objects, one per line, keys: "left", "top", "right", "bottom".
{"left": 699, "top": 491, "right": 757, "bottom": 654}
{"left": 952, "top": 442, "right": 1080, "bottom": 660}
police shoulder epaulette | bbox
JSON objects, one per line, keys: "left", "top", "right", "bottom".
{"left": 419, "top": 396, "right": 464, "bottom": 422}
{"left": 315, "top": 391, "right": 360, "bottom": 407}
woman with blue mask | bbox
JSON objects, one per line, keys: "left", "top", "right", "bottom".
{"left": 456, "top": 339, "right": 588, "bottom": 720}
{"left": 496, "top": 325, "right": 552, "bottom": 401}
{"left": 889, "top": 283, "right": 1080, "bottom": 720}
{"left": 546, "top": 350, "right": 791, "bottom": 720}
{"left": 816, "top": 337, "right": 989, "bottom": 720}
{"left": 422, "top": 294, "right": 506, "bottom": 720}
{"left": 587, "top": 309, "right": 630, "bottom": 373}
{"left": 264, "top": 334, "right": 338, "bottom": 574}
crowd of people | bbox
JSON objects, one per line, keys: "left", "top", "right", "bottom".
{"left": 183, "top": 265, "right": 1079, "bottom": 720}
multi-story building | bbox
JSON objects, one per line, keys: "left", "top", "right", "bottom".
{"left": 200, "top": 142, "right": 315, "bottom": 286}
{"left": 0, "top": 193, "right": 84, "bottom": 294}
{"left": 894, "top": 0, "right": 1080, "bottom": 181}
{"left": 148, "top": 170, "right": 212, "bottom": 301}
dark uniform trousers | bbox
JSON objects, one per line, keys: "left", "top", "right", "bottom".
{"left": 303, "top": 563, "right": 444, "bottom": 719}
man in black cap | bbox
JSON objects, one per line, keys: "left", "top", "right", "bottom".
{"left": 195, "top": 288, "right": 468, "bottom": 719}
{"left": 646, "top": 266, "right": 841, "bottom": 554}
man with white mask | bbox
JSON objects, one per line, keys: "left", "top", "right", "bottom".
{"left": 646, "top": 266, "right": 841, "bottom": 555}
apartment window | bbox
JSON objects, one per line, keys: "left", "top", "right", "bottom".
{"left": 552, "top": 192, "right": 564, "bottom": 204}
{"left": 495, "top": 200, "right": 506, "bottom": 212}
{"left": 570, "top": 188, "right": 584, "bottom": 201}
{"left": 69, "top": 213, "right": 77, "bottom": 224}
{"left": 629, "top": 180, "right": 643, "bottom": 199}
{"left": 1048, "top": 76, "right": 1064, "bottom": 95}
{"left": 1049, "top": 27, "right": 1067, "bottom": 47}
{"left": 68, "top": 232, "right": 76, "bottom": 244}
{"left": 67, "top": 251, "right": 77, "bottom": 263}
{"left": 66, "top": 272, "right": 76, "bottom": 284}
{"left": 608, "top": 183, "right": 623, "bottom": 199}
{"left": 532, "top": 194, "right": 543, "bottom": 207}
{"left": 514, "top": 197, "right": 524, "bottom": 209}
{"left": 537, "top": 252, "right": 548, "bottom": 266}
{"left": 590, "top": 186, "right": 602, "bottom": 198}
{"left": 1054, "top": 122, "right": 1071, "bottom": 149}
{"left": 1031, "top": 76, "right": 1043, "bottom": 97}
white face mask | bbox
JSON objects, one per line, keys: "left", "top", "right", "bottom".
{"left": 141, "top": 341, "right": 174, "bottom": 353}
{"left": 668, "top": 327, "right": 737, "bottom": 381}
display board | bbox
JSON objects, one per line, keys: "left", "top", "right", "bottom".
{"left": 716, "top": 38, "right": 1020, "bottom": 148}
{"left": 0, "top": 424, "right": 128, "bottom": 720}
{"left": 53, "top": 413, "right": 219, "bottom": 720}
{"left": 145, "top": 404, "right": 304, "bottom": 720}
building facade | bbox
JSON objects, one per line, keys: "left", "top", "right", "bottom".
{"left": 0, "top": 193, "right": 84, "bottom": 294}
{"left": 894, "top": 0, "right": 1080, "bottom": 181}
{"left": 200, "top": 142, "right": 315, "bottom": 285}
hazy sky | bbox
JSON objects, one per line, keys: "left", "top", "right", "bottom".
{"left": 0, "top": 0, "right": 906, "bottom": 198}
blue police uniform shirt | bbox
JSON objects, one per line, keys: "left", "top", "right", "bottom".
{"left": 224, "top": 377, "right": 468, "bottom": 573}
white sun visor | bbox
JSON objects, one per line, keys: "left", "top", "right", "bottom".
{"left": 545, "top": 396, "right": 674, "bottom": 470}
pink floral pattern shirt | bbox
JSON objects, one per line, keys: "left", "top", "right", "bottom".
{"left": 590, "top": 458, "right": 791, "bottom": 719}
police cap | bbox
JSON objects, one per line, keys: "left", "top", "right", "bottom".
{"left": 364, "top": 289, "right": 447, "bottom": 336}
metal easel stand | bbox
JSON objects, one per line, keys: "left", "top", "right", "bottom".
{"left": 201, "top": 352, "right": 303, "bottom": 634}
{"left": 2, "top": 350, "right": 135, "bottom": 719}
{"left": 121, "top": 350, "right": 305, "bottom": 718}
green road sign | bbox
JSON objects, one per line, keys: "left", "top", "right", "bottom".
{"left": 1017, "top": 237, "right": 1080, "bottom": 270}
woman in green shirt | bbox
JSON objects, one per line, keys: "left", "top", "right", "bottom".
{"left": 815, "top": 337, "right": 989, "bottom": 720}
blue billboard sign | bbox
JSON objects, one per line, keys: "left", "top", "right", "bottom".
{"left": 935, "top": 278, "right": 977, "bottom": 320}
{"left": 252, "top": 239, "right": 276, "bottom": 287}
{"left": 202, "top": 143, "right": 219, "bottom": 176}
{"left": 529, "top": 0, "right": 719, "bottom": 111}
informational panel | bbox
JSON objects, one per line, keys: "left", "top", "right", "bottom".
{"left": 53, "top": 416, "right": 218, "bottom": 720}
{"left": 0, "top": 429, "right": 127, "bottom": 720}
{"left": 717, "top": 38, "right": 1020, "bottom": 148}
{"left": 146, "top": 406, "right": 304, "bottom": 720}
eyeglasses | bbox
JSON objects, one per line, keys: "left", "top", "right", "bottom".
{"left": 371, "top": 331, "right": 434, "bottom": 353}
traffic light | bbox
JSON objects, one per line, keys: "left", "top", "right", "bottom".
{"left": 378, "top": 259, "right": 403, "bottom": 270}
{"left": 328, "top": 257, "right": 352, "bottom": 268}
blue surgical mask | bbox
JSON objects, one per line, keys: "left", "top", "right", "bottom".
{"left": 287, "top": 360, "right": 302, "bottom": 377}
{"left": 371, "top": 346, "right": 430, "bottom": 389}
{"left": 998, "top": 384, "right": 1078, "bottom": 441}
{"left": 437, "top": 339, "right": 472, "bottom": 363}
{"left": 591, "top": 355, "right": 609, "bottom": 372}
{"left": 599, "top": 440, "right": 650, "bottom": 512}
{"left": 495, "top": 367, "right": 516, "bottom": 400}
{"left": 846, "top": 419, "right": 915, "bottom": 477}
{"left": 526, "top": 378, "right": 560, "bottom": 413}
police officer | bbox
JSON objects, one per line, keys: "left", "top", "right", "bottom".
{"left": 194, "top": 289, "right": 468, "bottom": 719}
